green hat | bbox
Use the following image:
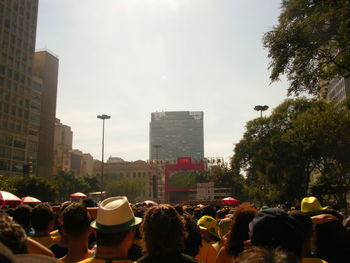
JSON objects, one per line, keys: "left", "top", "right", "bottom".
{"left": 197, "top": 215, "right": 220, "bottom": 240}
{"left": 91, "top": 196, "right": 142, "bottom": 233}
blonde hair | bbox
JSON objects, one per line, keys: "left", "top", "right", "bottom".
{"left": 218, "top": 217, "right": 232, "bottom": 239}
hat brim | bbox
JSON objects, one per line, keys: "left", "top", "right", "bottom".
{"left": 91, "top": 216, "right": 142, "bottom": 233}
{"left": 301, "top": 207, "right": 329, "bottom": 215}
{"left": 198, "top": 225, "right": 221, "bottom": 240}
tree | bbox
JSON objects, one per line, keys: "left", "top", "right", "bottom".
{"left": 210, "top": 166, "right": 245, "bottom": 200}
{"left": 12, "top": 176, "right": 57, "bottom": 202}
{"left": 263, "top": 0, "right": 350, "bottom": 96}
{"left": 106, "top": 177, "right": 146, "bottom": 202}
{"left": 0, "top": 176, "right": 16, "bottom": 193}
{"left": 52, "top": 171, "right": 92, "bottom": 201}
{"left": 232, "top": 98, "right": 350, "bottom": 205}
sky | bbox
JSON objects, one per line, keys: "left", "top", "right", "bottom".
{"left": 35, "top": 0, "right": 289, "bottom": 163}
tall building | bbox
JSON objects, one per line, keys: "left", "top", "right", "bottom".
{"left": 149, "top": 111, "right": 204, "bottom": 161}
{"left": 53, "top": 118, "right": 73, "bottom": 173}
{"left": 32, "top": 51, "right": 59, "bottom": 177}
{"left": 0, "top": 0, "right": 39, "bottom": 176}
{"left": 326, "top": 77, "right": 350, "bottom": 105}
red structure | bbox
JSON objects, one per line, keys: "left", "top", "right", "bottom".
{"left": 164, "top": 157, "right": 205, "bottom": 203}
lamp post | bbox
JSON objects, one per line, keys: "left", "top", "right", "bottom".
{"left": 254, "top": 105, "right": 269, "bottom": 118}
{"left": 97, "top": 114, "right": 111, "bottom": 196}
{"left": 253, "top": 105, "right": 269, "bottom": 204}
{"left": 152, "top": 144, "right": 161, "bottom": 201}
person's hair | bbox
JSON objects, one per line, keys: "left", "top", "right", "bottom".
{"left": 183, "top": 214, "right": 202, "bottom": 257}
{"left": 202, "top": 205, "right": 216, "bottom": 218}
{"left": 314, "top": 215, "right": 350, "bottom": 263}
{"left": 31, "top": 203, "right": 54, "bottom": 232}
{"left": 141, "top": 204, "right": 185, "bottom": 256}
{"left": 218, "top": 217, "right": 233, "bottom": 239}
{"left": 0, "top": 219, "right": 27, "bottom": 254}
{"left": 174, "top": 204, "right": 184, "bottom": 216}
{"left": 226, "top": 203, "right": 258, "bottom": 257}
{"left": 216, "top": 209, "right": 228, "bottom": 220}
{"left": 193, "top": 208, "right": 202, "bottom": 220}
{"left": 82, "top": 198, "right": 96, "bottom": 208}
{"left": 62, "top": 203, "right": 91, "bottom": 236}
{"left": 12, "top": 205, "right": 32, "bottom": 229}
{"left": 235, "top": 246, "right": 299, "bottom": 263}
{"left": 96, "top": 230, "right": 131, "bottom": 247}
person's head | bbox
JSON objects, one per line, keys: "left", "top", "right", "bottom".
{"left": 82, "top": 198, "right": 96, "bottom": 208}
{"left": 314, "top": 215, "right": 350, "bottom": 263}
{"left": 0, "top": 218, "right": 27, "bottom": 254}
{"left": 31, "top": 203, "right": 54, "bottom": 234}
{"left": 91, "top": 196, "right": 142, "bottom": 250}
{"left": 249, "top": 208, "right": 304, "bottom": 259}
{"left": 174, "top": 204, "right": 183, "bottom": 216}
{"left": 11, "top": 205, "right": 32, "bottom": 229}
{"left": 216, "top": 209, "right": 228, "bottom": 220}
{"left": 288, "top": 211, "right": 313, "bottom": 257}
{"left": 62, "top": 203, "right": 91, "bottom": 238}
{"left": 218, "top": 217, "right": 232, "bottom": 239}
{"left": 226, "top": 202, "right": 258, "bottom": 257}
{"left": 183, "top": 214, "right": 202, "bottom": 257}
{"left": 202, "top": 205, "right": 216, "bottom": 218}
{"left": 235, "top": 246, "right": 299, "bottom": 263}
{"left": 197, "top": 215, "right": 221, "bottom": 243}
{"left": 141, "top": 204, "right": 185, "bottom": 256}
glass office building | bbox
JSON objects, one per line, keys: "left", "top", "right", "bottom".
{"left": 149, "top": 111, "right": 204, "bottom": 161}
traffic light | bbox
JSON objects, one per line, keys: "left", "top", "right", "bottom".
{"left": 22, "top": 162, "right": 33, "bottom": 176}
{"left": 23, "top": 164, "right": 29, "bottom": 176}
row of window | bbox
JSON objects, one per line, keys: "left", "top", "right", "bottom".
{"left": 0, "top": 134, "right": 26, "bottom": 149}
{"left": 0, "top": 159, "right": 24, "bottom": 172}
{"left": 0, "top": 115, "right": 29, "bottom": 134}
{"left": 0, "top": 146, "right": 25, "bottom": 161}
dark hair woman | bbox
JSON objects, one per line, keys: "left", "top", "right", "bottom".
{"left": 138, "top": 204, "right": 200, "bottom": 263}
{"left": 215, "top": 203, "right": 258, "bottom": 263}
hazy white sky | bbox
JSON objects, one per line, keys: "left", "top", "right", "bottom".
{"left": 36, "top": 0, "right": 288, "bottom": 162}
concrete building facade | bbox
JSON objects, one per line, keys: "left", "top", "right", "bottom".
{"left": 149, "top": 111, "right": 204, "bottom": 162}
{"left": 93, "top": 157, "right": 153, "bottom": 201}
{"left": 32, "top": 51, "right": 59, "bottom": 177}
{"left": 327, "top": 77, "right": 350, "bottom": 105}
{"left": 53, "top": 118, "right": 73, "bottom": 174}
{"left": 0, "top": 0, "right": 39, "bottom": 176}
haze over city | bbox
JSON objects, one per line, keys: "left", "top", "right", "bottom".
{"left": 35, "top": 0, "right": 288, "bottom": 162}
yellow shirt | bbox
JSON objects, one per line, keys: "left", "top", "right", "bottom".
{"left": 30, "top": 234, "right": 60, "bottom": 247}
{"left": 196, "top": 240, "right": 217, "bottom": 263}
{"left": 78, "top": 257, "right": 135, "bottom": 263}
{"left": 302, "top": 258, "right": 328, "bottom": 263}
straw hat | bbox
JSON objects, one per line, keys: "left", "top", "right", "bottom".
{"left": 301, "top": 196, "right": 328, "bottom": 214}
{"left": 90, "top": 196, "right": 142, "bottom": 233}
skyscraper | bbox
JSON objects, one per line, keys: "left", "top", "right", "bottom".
{"left": 0, "top": 0, "right": 39, "bottom": 176}
{"left": 32, "top": 50, "right": 59, "bottom": 177}
{"left": 149, "top": 111, "right": 204, "bottom": 161}
{"left": 327, "top": 77, "right": 350, "bottom": 105}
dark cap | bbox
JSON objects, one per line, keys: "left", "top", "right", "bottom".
{"left": 249, "top": 208, "right": 304, "bottom": 257}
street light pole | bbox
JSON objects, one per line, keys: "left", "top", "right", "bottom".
{"left": 152, "top": 144, "right": 161, "bottom": 201}
{"left": 254, "top": 105, "right": 269, "bottom": 118}
{"left": 97, "top": 114, "right": 111, "bottom": 197}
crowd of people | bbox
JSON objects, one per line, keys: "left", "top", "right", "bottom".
{"left": 0, "top": 196, "right": 349, "bottom": 263}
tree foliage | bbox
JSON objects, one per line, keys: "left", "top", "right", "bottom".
{"left": 106, "top": 176, "right": 146, "bottom": 202}
{"left": 11, "top": 176, "right": 57, "bottom": 202}
{"left": 263, "top": 0, "right": 350, "bottom": 96}
{"left": 232, "top": 98, "right": 350, "bottom": 206}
